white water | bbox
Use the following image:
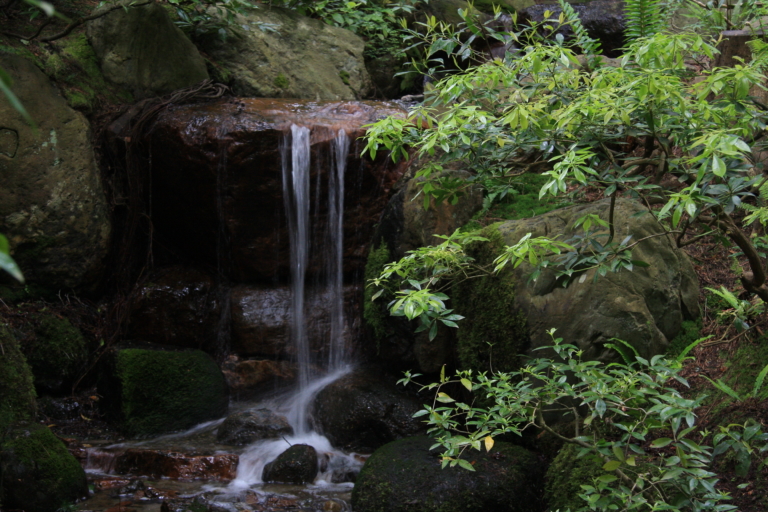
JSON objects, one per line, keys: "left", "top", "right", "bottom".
{"left": 224, "top": 125, "right": 358, "bottom": 488}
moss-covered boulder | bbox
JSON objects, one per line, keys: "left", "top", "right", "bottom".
{"left": 100, "top": 345, "right": 228, "bottom": 437}
{"left": 86, "top": 0, "right": 209, "bottom": 99}
{"left": 499, "top": 199, "right": 699, "bottom": 361}
{"left": 544, "top": 443, "right": 604, "bottom": 512}
{"left": 352, "top": 436, "right": 544, "bottom": 512}
{"left": 0, "top": 325, "right": 36, "bottom": 432}
{"left": 0, "top": 54, "right": 111, "bottom": 291}
{"left": 0, "top": 423, "right": 88, "bottom": 512}
{"left": 197, "top": 5, "right": 371, "bottom": 100}
{"left": 24, "top": 314, "right": 88, "bottom": 394}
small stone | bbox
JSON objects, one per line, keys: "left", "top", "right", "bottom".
{"left": 216, "top": 409, "right": 293, "bottom": 445}
{"left": 262, "top": 444, "right": 318, "bottom": 485}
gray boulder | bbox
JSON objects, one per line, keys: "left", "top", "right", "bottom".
{"left": 198, "top": 5, "right": 371, "bottom": 100}
{"left": 262, "top": 444, "right": 318, "bottom": 484}
{"left": 86, "top": 0, "right": 209, "bottom": 99}
{"left": 0, "top": 55, "right": 110, "bottom": 291}
{"left": 216, "top": 409, "right": 293, "bottom": 446}
{"left": 499, "top": 198, "right": 700, "bottom": 360}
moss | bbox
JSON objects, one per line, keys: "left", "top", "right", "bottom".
{"left": 364, "top": 240, "right": 393, "bottom": 353}
{"left": 0, "top": 424, "right": 87, "bottom": 512}
{"left": 339, "top": 69, "right": 351, "bottom": 85}
{"left": 452, "top": 226, "right": 529, "bottom": 373}
{"left": 112, "top": 348, "right": 228, "bottom": 437}
{"left": 0, "top": 325, "right": 36, "bottom": 433}
{"left": 24, "top": 314, "right": 88, "bottom": 394}
{"left": 666, "top": 319, "right": 703, "bottom": 358}
{"left": 273, "top": 73, "right": 289, "bottom": 89}
{"left": 544, "top": 443, "right": 603, "bottom": 512}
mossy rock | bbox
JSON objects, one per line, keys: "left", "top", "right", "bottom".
{"left": 0, "top": 423, "right": 88, "bottom": 512}
{"left": 100, "top": 346, "right": 228, "bottom": 437}
{"left": 24, "top": 314, "right": 88, "bottom": 395}
{"left": 0, "top": 325, "right": 36, "bottom": 433}
{"left": 351, "top": 436, "right": 544, "bottom": 512}
{"left": 544, "top": 443, "right": 604, "bottom": 512}
{"left": 453, "top": 226, "right": 529, "bottom": 373}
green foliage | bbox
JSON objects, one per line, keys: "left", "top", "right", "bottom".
{"left": 0, "top": 234, "right": 23, "bottom": 283}
{"left": 114, "top": 348, "right": 228, "bottom": 436}
{"left": 0, "top": 326, "right": 36, "bottom": 433}
{"left": 400, "top": 333, "right": 768, "bottom": 510}
{"left": 706, "top": 286, "right": 764, "bottom": 332}
{"left": 545, "top": 443, "right": 609, "bottom": 512}
{"left": 166, "top": 0, "right": 271, "bottom": 41}
{"left": 556, "top": 0, "right": 601, "bottom": 56}
{"left": 364, "top": 240, "right": 394, "bottom": 350}
{"left": 624, "top": 0, "right": 666, "bottom": 43}
{"left": 366, "top": 29, "right": 768, "bottom": 303}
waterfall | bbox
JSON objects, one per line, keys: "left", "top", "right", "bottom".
{"left": 280, "top": 125, "right": 350, "bottom": 435}
{"left": 328, "top": 129, "right": 349, "bottom": 371}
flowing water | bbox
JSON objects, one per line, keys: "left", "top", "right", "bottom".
{"left": 81, "top": 123, "right": 363, "bottom": 511}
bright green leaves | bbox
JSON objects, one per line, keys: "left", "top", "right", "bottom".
{"left": 492, "top": 233, "right": 573, "bottom": 273}
{"left": 0, "top": 234, "right": 23, "bottom": 283}
{"left": 402, "top": 334, "right": 768, "bottom": 511}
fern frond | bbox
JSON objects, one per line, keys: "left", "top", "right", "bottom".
{"left": 624, "top": 0, "right": 665, "bottom": 43}
{"left": 556, "top": 0, "right": 602, "bottom": 56}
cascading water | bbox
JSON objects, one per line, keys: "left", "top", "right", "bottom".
{"left": 231, "top": 124, "right": 359, "bottom": 488}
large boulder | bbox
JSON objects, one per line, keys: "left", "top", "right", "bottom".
{"left": 0, "top": 54, "right": 110, "bottom": 291}
{"left": 310, "top": 369, "right": 426, "bottom": 453}
{"left": 262, "top": 444, "right": 318, "bottom": 484}
{"left": 0, "top": 424, "right": 89, "bottom": 512}
{"left": 499, "top": 198, "right": 699, "bottom": 360}
{"left": 99, "top": 345, "right": 228, "bottom": 437}
{"left": 0, "top": 325, "right": 36, "bottom": 431}
{"left": 127, "top": 266, "right": 222, "bottom": 353}
{"left": 86, "top": 0, "right": 209, "bottom": 99}
{"left": 199, "top": 5, "right": 371, "bottom": 100}
{"left": 351, "top": 436, "right": 544, "bottom": 512}
{"left": 118, "top": 98, "right": 408, "bottom": 283}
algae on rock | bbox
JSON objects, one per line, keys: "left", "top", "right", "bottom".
{"left": 102, "top": 347, "right": 228, "bottom": 437}
{"left": 0, "top": 325, "right": 36, "bottom": 432}
{"left": 24, "top": 314, "right": 88, "bottom": 394}
{"left": 0, "top": 423, "right": 88, "bottom": 512}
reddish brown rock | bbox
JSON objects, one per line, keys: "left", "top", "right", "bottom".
{"left": 221, "top": 356, "right": 298, "bottom": 391}
{"left": 135, "top": 98, "right": 408, "bottom": 283}
{"left": 114, "top": 449, "right": 238, "bottom": 481}
{"left": 127, "top": 266, "right": 221, "bottom": 352}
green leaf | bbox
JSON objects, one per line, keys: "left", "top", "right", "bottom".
{"left": 461, "top": 378, "right": 473, "bottom": 391}
{"left": 650, "top": 437, "right": 673, "bottom": 448}
{"left": 603, "top": 460, "right": 622, "bottom": 471}
{"left": 456, "top": 458, "right": 476, "bottom": 471}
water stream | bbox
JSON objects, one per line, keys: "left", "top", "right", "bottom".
{"left": 81, "top": 122, "right": 362, "bottom": 510}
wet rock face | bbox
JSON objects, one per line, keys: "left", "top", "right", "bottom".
{"left": 217, "top": 409, "right": 293, "bottom": 446}
{"left": 263, "top": 444, "right": 319, "bottom": 484}
{"left": 113, "top": 449, "right": 238, "bottom": 481}
{"left": 221, "top": 356, "right": 299, "bottom": 396}
{"left": 137, "top": 98, "right": 408, "bottom": 284}
{"left": 310, "top": 369, "right": 427, "bottom": 453}
{"left": 230, "top": 284, "right": 361, "bottom": 359}
{"left": 352, "top": 436, "right": 544, "bottom": 512}
{"left": 520, "top": 0, "right": 626, "bottom": 57}
{"left": 0, "top": 55, "right": 110, "bottom": 291}
{"left": 127, "top": 266, "right": 221, "bottom": 352}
